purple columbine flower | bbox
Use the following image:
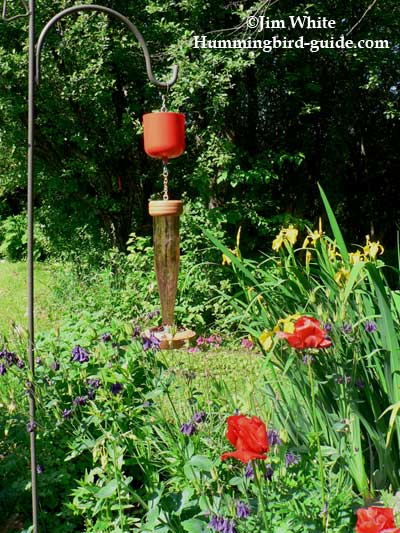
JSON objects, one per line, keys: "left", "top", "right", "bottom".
{"left": 101, "top": 332, "right": 112, "bottom": 342}
{"left": 132, "top": 326, "right": 141, "bottom": 338}
{"left": 208, "top": 516, "right": 236, "bottom": 533}
{"left": 52, "top": 360, "right": 60, "bottom": 371}
{"left": 267, "top": 429, "right": 281, "bottom": 446}
{"left": 191, "top": 411, "right": 206, "bottom": 424}
{"left": 87, "top": 389, "right": 96, "bottom": 400}
{"left": 180, "top": 421, "right": 196, "bottom": 436}
{"left": 244, "top": 461, "right": 254, "bottom": 479}
{"left": 365, "top": 320, "right": 377, "bottom": 333}
{"left": 4, "top": 351, "right": 16, "bottom": 365}
{"left": 73, "top": 396, "right": 87, "bottom": 406}
{"left": 87, "top": 378, "right": 101, "bottom": 389}
{"left": 142, "top": 333, "right": 160, "bottom": 351}
{"left": 285, "top": 451, "right": 300, "bottom": 467}
{"left": 341, "top": 322, "right": 353, "bottom": 334}
{"left": 27, "top": 421, "right": 37, "bottom": 433}
{"left": 0, "top": 363, "right": 7, "bottom": 375}
{"left": 71, "top": 345, "right": 89, "bottom": 364}
{"left": 236, "top": 501, "right": 251, "bottom": 519}
{"left": 110, "top": 382, "right": 123, "bottom": 395}
{"left": 16, "top": 358, "right": 25, "bottom": 369}
{"left": 62, "top": 408, "right": 72, "bottom": 419}
{"left": 302, "top": 353, "right": 315, "bottom": 365}
{"left": 36, "top": 464, "right": 44, "bottom": 474}
{"left": 265, "top": 464, "right": 274, "bottom": 481}
{"left": 356, "top": 378, "right": 365, "bottom": 389}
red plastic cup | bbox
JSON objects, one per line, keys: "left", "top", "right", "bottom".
{"left": 143, "top": 112, "right": 185, "bottom": 160}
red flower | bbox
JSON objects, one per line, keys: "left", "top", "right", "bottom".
{"left": 277, "top": 316, "right": 332, "bottom": 349}
{"left": 221, "top": 414, "right": 269, "bottom": 463}
{"left": 356, "top": 507, "right": 398, "bottom": 533}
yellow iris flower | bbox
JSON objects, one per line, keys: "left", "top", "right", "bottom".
{"left": 303, "top": 218, "right": 324, "bottom": 248}
{"left": 363, "top": 235, "right": 384, "bottom": 260}
{"left": 272, "top": 225, "right": 298, "bottom": 251}
{"left": 259, "top": 330, "right": 274, "bottom": 351}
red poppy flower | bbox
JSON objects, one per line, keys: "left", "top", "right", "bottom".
{"left": 221, "top": 414, "right": 269, "bottom": 463}
{"left": 277, "top": 316, "right": 332, "bottom": 349}
{"left": 356, "top": 507, "right": 398, "bottom": 533}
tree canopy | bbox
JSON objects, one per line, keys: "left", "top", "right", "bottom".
{"left": 0, "top": 0, "right": 399, "bottom": 258}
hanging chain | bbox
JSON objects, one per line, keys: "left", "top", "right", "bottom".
{"left": 160, "top": 91, "right": 169, "bottom": 199}
{"left": 162, "top": 161, "right": 169, "bottom": 200}
{"left": 160, "top": 92, "right": 167, "bottom": 112}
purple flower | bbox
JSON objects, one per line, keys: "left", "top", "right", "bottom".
{"left": 265, "top": 464, "right": 274, "bottom": 481}
{"left": 62, "top": 408, "right": 72, "bottom": 419}
{"left": 132, "top": 326, "right": 141, "bottom": 338}
{"left": 244, "top": 461, "right": 254, "bottom": 479}
{"left": 35, "top": 357, "right": 42, "bottom": 366}
{"left": 285, "top": 451, "right": 299, "bottom": 467}
{"left": 73, "top": 396, "right": 87, "bottom": 406}
{"left": 241, "top": 338, "right": 253, "bottom": 350}
{"left": 142, "top": 333, "right": 160, "bottom": 351}
{"left": 0, "top": 363, "right": 7, "bottom": 375}
{"left": 101, "top": 332, "right": 112, "bottom": 342}
{"left": 341, "top": 323, "right": 353, "bottom": 334}
{"left": 147, "top": 309, "right": 160, "bottom": 320}
{"left": 323, "top": 322, "right": 332, "bottom": 332}
{"left": 302, "top": 354, "right": 315, "bottom": 365}
{"left": 16, "top": 358, "right": 25, "bottom": 369}
{"left": 267, "top": 429, "right": 281, "bottom": 446}
{"left": 188, "top": 346, "right": 200, "bottom": 353}
{"left": 87, "top": 378, "right": 101, "bottom": 389}
{"left": 208, "top": 516, "right": 236, "bottom": 532}
{"left": 51, "top": 360, "right": 60, "bottom": 371}
{"left": 110, "top": 382, "right": 123, "bottom": 395}
{"left": 36, "top": 464, "right": 44, "bottom": 474}
{"left": 180, "top": 421, "right": 196, "bottom": 436}
{"left": 71, "top": 345, "right": 89, "bottom": 364}
{"left": 191, "top": 411, "right": 206, "bottom": 424}
{"left": 4, "top": 351, "right": 16, "bottom": 365}
{"left": 196, "top": 336, "right": 205, "bottom": 346}
{"left": 88, "top": 389, "right": 96, "bottom": 400}
{"left": 356, "top": 378, "right": 365, "bottom": 389}
{"left": 236, "top": 501, "right": 251, "bottom": 519}
{"left": 365, "top": 320, "right": 377, "bottom": 333}
{"left": 27, "top": 421, "right": 37, "bottom": 433}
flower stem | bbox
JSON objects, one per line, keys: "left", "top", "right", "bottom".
{"left": 307, "top": 359, "right": 327, "bottom": 528}
{"left": 253, "top": 461, "right": 269, "bottom": 530}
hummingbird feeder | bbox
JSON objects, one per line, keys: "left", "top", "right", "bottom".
{"left": 144, "top": 96, "right": 195, "bottom": 349}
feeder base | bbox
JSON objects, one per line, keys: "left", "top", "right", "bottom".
{"left": 148, "top": 326, "right": 195, "bottom": 350}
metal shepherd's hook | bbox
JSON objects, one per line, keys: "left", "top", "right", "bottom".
{"left": 1, "top": 2, "right": 179, "bottom": 532}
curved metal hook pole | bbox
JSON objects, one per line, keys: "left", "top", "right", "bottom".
{"left": 35, "top": 4, "right": 178, "bottom": 88}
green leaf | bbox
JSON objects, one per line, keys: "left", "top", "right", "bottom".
{"left": 95, "top": 479, "right": 118, "bottom": 499}
{"left": 181, "top": 518, "right": 207, "bottom": 533}
{"left": 318, "top": 183, "right": 349, "bottom": 264}
{"left": 188, "top": 455, "right": 213, "bottom": 471}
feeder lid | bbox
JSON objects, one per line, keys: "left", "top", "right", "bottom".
{"left": 149, "top": 200, "right": 183, "bottom": 216}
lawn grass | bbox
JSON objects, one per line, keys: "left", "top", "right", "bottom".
{"left": 0, "top": 261, "right": 58, "bottom": 338}
{"left": 159, "top": 347, "right": 272, "bottom": 419}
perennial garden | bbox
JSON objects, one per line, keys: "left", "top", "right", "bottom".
{"left": 0, "top": 189, "right": 400, "bottom": 532}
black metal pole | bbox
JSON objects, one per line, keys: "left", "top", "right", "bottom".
{"left": 27, "top": 0, "right": 38, "bottom": 531}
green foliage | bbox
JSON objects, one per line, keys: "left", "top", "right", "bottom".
{"left": 1, "top": 0, "right": 398, "bottom": 259}
{"left": 207, "top": 187, "right": 400, "bottom": 498}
